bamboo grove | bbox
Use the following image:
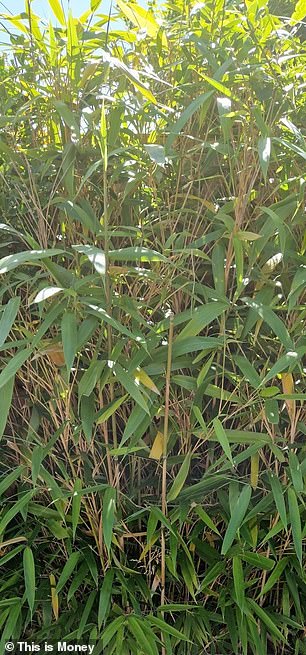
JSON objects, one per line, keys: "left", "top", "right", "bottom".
{"left": 0, "top": 0, "right": 305, "bottom": 653}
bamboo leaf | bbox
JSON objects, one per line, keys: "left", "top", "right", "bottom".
{"left": 114, "top": 363, "right": 149, "bottom": 414}
{"left": 98, "top": 569, "right": 114, "bottom": 629}
{"left": 258, "top": 136, "right": 271, "bottom": 181}
{"left": 167, "top": 453, "right": 192, "bottom": 501}
{"left": 56, "top": 552, "right": 81, "bottom": 593}
{"left": 48, "top": 0, "right": 66, "bottom": 25}
{"left": 250, "top": 452, "right": 259, "bottom": 490}
{"left": 177, "top": 302, "right": 227, "bottom": 342}
{"left": 149, "top": 431, "right": 164, "bottom": 460}
{"left": 61, "top": 312, "right": 78, "bottom": 373}
{"left": 102, "top": 486, "right": 116, "bottom": 555}
{"left": 109, "top": 247, "right": 166, "bottom": 262}
{"left": 72, "top": 479, "right": 82, "bottom": 541}
{"left": 268, "top": 473, "right": 287, "bottom": 530}
{"left": 0, "top": 297, "right": 20, "bottom": 346}
{"left": 259, "top": 558, "right": 288, "bottom": 596}
{"left": 50, "top": 574, "right": 59, "bottom": 620}
{"left": 213, "top": 418, "right": 234, "bottom": 466}
{"left": 233, "top": 557, "right": 245, "bottom": 610}
{"left": 149, "top": 615, "right": 191, "bottom": 642}
{"left": 72, "top": 245, "right": 106, "bottom": 275}
{"left": 194, "top": 505, "right": 220, "bottom": 535}
{"left": 0, "top": 249, "right": 64, "bottom": 274}
{"left": 221, "top": 485, "right": 252, "bottom": 555}
{"left": 247, "top": 599, "right": 285, "bottom": 641}
{"left": 32, "top": 287, "right": 64, "bottom": 304}
{"left": 23, "top": 546, "right": 35, "bottom": 616}
{"left": 96, "top": 394, "right": 128, "bottom": 425}
{"left": 288, "top": 487, "right": 302, "bottom": 565}
{"left": 0, "top": 376, "right": 14, "bottom": 441}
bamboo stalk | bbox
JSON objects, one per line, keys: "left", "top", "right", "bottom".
{"left": 161, "top": 312, "right": 174, "bottom": 653}
{"left": 100, "top": 98, "right": 120, "bottom": 493}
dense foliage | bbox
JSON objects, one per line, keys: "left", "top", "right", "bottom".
{"left": 0, "top": 0, "right": 305, "bottom": 653}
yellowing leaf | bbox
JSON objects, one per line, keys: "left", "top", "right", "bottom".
{"left": 109, "top": 265, "right": 130, "bottom": 276}
{"left": 282, "top": 372, "right": 296, "bottom": 421}
{"left": 250, "top": 452, "right": 259, "bottom": 490}
{"left": 237, "top": 231, "right": 262, "bottom": 241}
{"left": 50, "top": 573, "right": 59, "bottom": 620}
{"left": 6, "top": 17, "right": 28, "bottom": 34}
{"left": 149, "top": 431, "right": 163, "bottom": 459}
{"left": 48, "top": 0, "right": 66, "bottom": 26}
{"left": 135, "top": 368, "right": 160, "bottom": 394}
{"left": 41, "top": 343, "right": 65, "bottom": 367}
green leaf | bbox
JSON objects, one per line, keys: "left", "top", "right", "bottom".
{"left": 288, "top": 487, "right": 302, "bottom": 565}
{"left": 288, "top": 452, "right": 303, "bottom": 494}
{"left": 102, "top": 486, "right": 116, "bottom": 554}
{"left": 200, "top": 561, "right": 224, "bottom": 590}
{"left": 0, "top": 297, "right": 20, "bottom": 347}
{"left": 56, "top": 552, "right": 80, "bottom": 593}
{"left": 0, "top": 249, "right": 64, "bottom": 274}
{"left": 166, "top": 91, "right": 213, "bottom": 149}
{"left": 242, "top": 298, "right": 293, "bottom": 351}
{"left": 114, "top": 363, "right": 149, "bottom": 414}
{"left": 265, "top": 398, "right": 279, "bottom": 424}
{"left": 149, "top": 615, "right": 191, "bottom": 642}
{"left": 212, "top": 243, "right": 225, "bottom": 296}
{"left": 23, "top": 546, "right": 35, "bottom": 616}
{"left": 72, "top": 245, "right": 106, "bottom": 275}
{"left": 0, "top": 490, "right": 34, "bottom": 537}
{"left": 31, "top": 445, "right": 44, "bottom": 486}
{"left": 0, "top": 466, "right": 25, "bottom": 497}
{"left": 144, "top": 144, "right": 166, "bottom": 166}
{"left": 109, "top": 247, "right": 166, "bottom": 262}
{"left": 0, "top": 349, "right": 32, "bottom": 391}
{"left": 258, "top": 136, "right": 271, "bottom": 181}
{"left": 61, "top": 312, "right": 78, "bottom": 373}
{"left": 167, "top": 453, "right": 191, "bottom": 501}
{"left": 102, "top": 616, "right": 125, "bottom": 648}
{"left": 78, "top": 359, "right": 105, "bottom": 399}
{"left": 32, "top": 286, "right": 64, "bottom": 304}
{"left": 98, "top": 569, "right": 114, "bottom": 629}
{"left": 233, "top": 557, "right": 245, "bottom": 611}
{"left": 221, "top": 485, "right": 252, "bottom": 555}
{"left": 199, "top": 72, "right": 233, "bottom": 98}
{"left": 259, "top": 558, "right": 288, "bottom": 596}
{"left": 54, "top": 101, "right": 79, "bottom": 136}
{"left": 81, "top": 393, "right": 95, "bottom": 443}
{"left": 72, "top": 479, "right": 82, "bottom": 540}
{"left": 291, "top": 0, "right": 306, "bottom": 22}
{"left": 104, "top": 52, "right": 157, "bottom": 104}
{"left": 176, "top": 302, "right": 227, "bottom": 342}
{"left": 194, "top": 505, "right": 220, "bottom": 536}
{"left": 241, "top": 552, "right": 275, "bottom": 571}
{"left": 268, "top": 473, "right": 287, "bottom": 530}
{"left": 0, "top": 376, "right": 14, "bottom": 441}
{"left": 96, "top": 394, "right": 128, "bottom": 425}
{"left": 77, "top": 590, "right": 96, "bottom": 640}
{"left": 247, "top": 599, "right": 285, "bottom": 641}
{"left": 213, "top": 418, "right": 234, "bottom": 466}
{"left": 128, "top": 616, "right": 158, "bottom": 655}
{"left": 235, "top": 356, "right": 261, "bottom": 389}
{"left": 262, "top": 351, "right": 300, "bottom": 384}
